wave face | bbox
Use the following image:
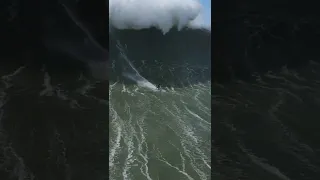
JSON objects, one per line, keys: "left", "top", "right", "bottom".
{"left": 109, "top": 0, "right": 211, "bottom": 87}
{"left": 41, "top": 3, "right": 109, "bottom": 80}
{"left": 109, "top": 27, "right": 211, "bottom": 87}
{"left": 109, "top": 1, "right": 211, "bottom": 179}
{"left": 212, "top": 1, "right": 320, "bottom": 83}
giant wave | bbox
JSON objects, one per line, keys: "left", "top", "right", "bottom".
{"left": 109, "top": 0, "right": 211, "bottom": 87}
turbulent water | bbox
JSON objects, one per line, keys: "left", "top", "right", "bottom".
{"left": 0, "top": 0, "right": 211, "bottom": 179}
{"left": 0, "top": 1, "right": 109, "bottom": 180}
{"left": 212, "top": 3, "right": 320, "bottom": 178}
{"left": 109, "top": 81, "right": 211, "bottom": 180}
{"left": 109, "top": 28, "right": 211, "bottom": 180}
{"left": 108, "top": 0, "right": 211, "bottom": 179}
{"left": 213, "top": 62, "right": 320, "bottom": 180}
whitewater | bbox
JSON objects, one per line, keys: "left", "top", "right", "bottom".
{"left": 109, "top": 0, "right": 211, "bottom": 179}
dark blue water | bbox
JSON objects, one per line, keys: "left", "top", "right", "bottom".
{"left": 0, "top": 0, "right": 109, "bottom": 180}
{"left": 212, "top": 1, "right": 320, "bottom": 179}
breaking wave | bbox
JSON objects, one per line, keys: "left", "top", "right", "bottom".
{"left": 109, "top": 0, "right": 211, "bottom": 88}
{"left": 108, "top": 0, "right": 211, "bottom": 179}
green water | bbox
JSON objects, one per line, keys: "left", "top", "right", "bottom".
{"left": 109, "top": 82, "right": 211, "bottom": 180}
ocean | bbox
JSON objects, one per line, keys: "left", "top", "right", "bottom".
{"left": 212, "top": 61, "right": 320, "bottom": 180}
{"left": 109, "top": 0, "right": 211, "bottom": 179}
{"left": 0, "top": 1, "right": 109, "bottom": 179}
{"left": 2, "top": 0, "right": 320, "bottom": 179}
{"left": 109, "top": 28, "right": 211, "bottom": 180}
{"left": 0, "top": 60, "right": 109, "bottom": 180}
{"left": 213, "top": 62, "right": 320, "bottom": 180}
{"left": 0, "top": 0, "right": 211, "bottom": 179}
{"left": 212, "top": 2, "right": 320, "bottom": 179}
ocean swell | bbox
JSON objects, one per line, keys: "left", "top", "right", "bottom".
{"left": 109, "top": 0, "right": 211, "bottom": 87}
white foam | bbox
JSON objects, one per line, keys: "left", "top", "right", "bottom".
{"left": 109, "top": 0, "right": 207, "bottom": 34}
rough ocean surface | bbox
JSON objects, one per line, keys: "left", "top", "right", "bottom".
{"left": 213, "top": 1, "right": 320, "bottom": 180}
{"left": 0, "top": 0, "right": 108, "bottom": 180}
{"left": 109, "top": 0, "right": 211, "bottom": 179}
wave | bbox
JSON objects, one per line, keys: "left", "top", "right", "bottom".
{"left": 41, "top": 3, "right": 109, "bottom": 80}
{"left": 212, "top": 4, "right": 320, "bottom": 83}
{"left": 109, "top": 27, "right": 211, "bottom": 87}
{"left": 109, "top": 0, "right": 211, "bottom": 87}
{"left": 109, "top": 0, "right": 210, "bottom": 33}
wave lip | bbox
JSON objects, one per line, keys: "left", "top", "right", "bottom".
{"left": 109, "top": 0, "right": 209, "bottom": 33}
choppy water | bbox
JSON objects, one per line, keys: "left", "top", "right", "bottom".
{"left": 109, "top": 81, "right": 211, "bottom": 180}
{"left": 212, "top": 61, "right": 320, "bottom": 180}
{"left": 0, "top": 61, "right": 109, "bottom": 180}
{"left": 108, "top": 27, "right": 211, "bottom": 180}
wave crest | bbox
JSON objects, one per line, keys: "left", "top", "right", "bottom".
{"left": 109, "top": 0, "right": 207, "bottom": 33}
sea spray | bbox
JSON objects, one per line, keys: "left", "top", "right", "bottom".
{"left": 116, "top": 40, "right": 159, "bottom": 91}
